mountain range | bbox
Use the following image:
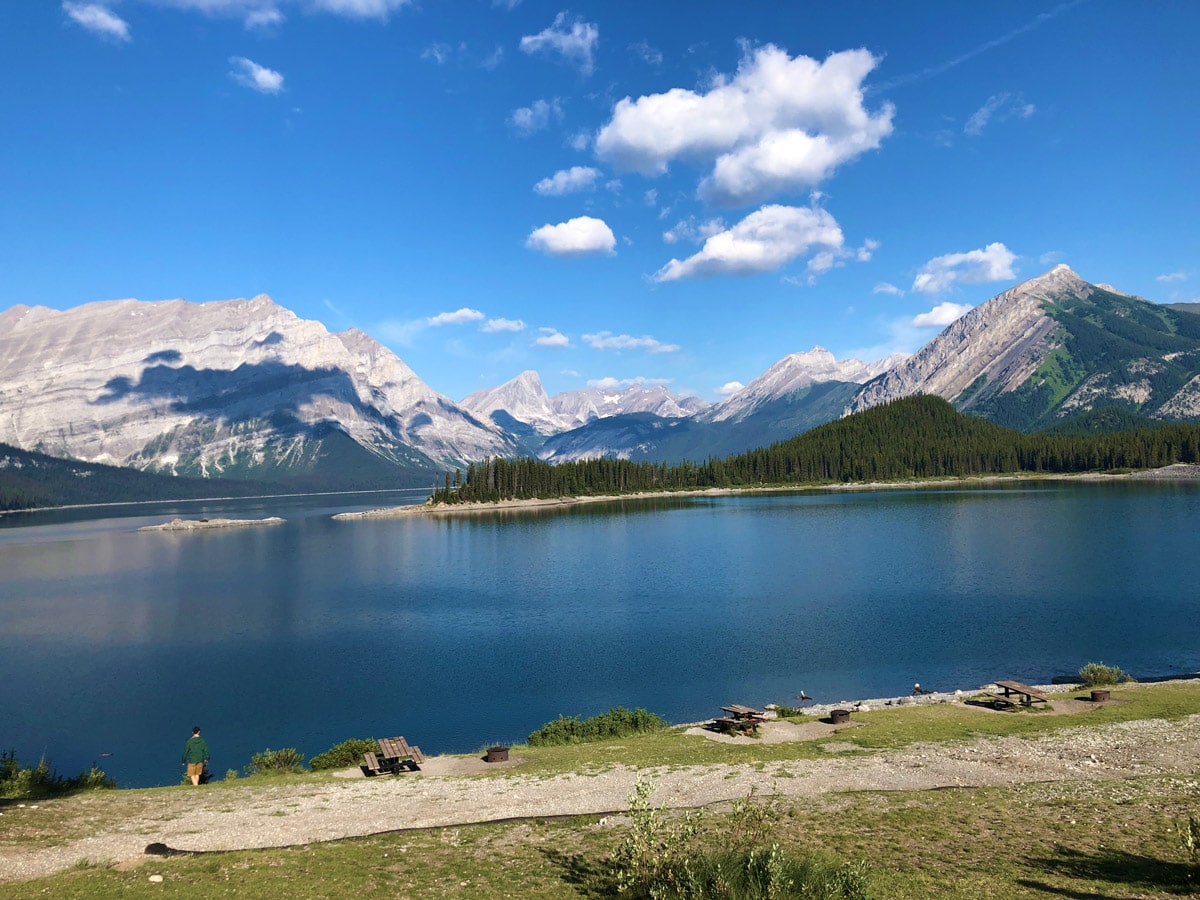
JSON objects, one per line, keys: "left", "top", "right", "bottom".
{"left": 2, "top": 265, "right": 1199, "bottom": 490}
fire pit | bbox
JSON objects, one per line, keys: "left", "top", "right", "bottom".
{"left": 485, "top": 745, "right": 510, "bottom": 763}
{"left": 829, "top": 709, "right": 851, "bottom": 725}
{"left": 1090, "top": 689, "right": 1110, "bottom": 703}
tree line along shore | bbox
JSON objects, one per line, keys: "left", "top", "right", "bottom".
{"left": 426, "top": 396, "right": 1200, "bottom": 506}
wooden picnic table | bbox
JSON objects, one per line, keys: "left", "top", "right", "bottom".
{"left": 715, "top": 704, "right": 766, "bottom": 735}
{"left": 364, "top": 736, "right": 425, "bottom": 775}
{"left": 986, "top": 680, "right": 1050, "bottom": 709}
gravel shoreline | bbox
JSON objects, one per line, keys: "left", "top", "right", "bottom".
{"left": 4, "top": 681, "right": 1199, "bottom": 885}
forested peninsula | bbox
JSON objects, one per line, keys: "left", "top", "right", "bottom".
{"left": 429, "top": 396, "right": 1200, "bottom": 504}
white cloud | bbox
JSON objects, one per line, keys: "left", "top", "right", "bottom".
{"left": 229, "top": 56, "right": 284, "bottom": 93}
{"left": 526, "top": 216, "right": 616, "bottom": 257}
{"left": 663, "top": 217, "right": 726, "bottom": 245}
{"left": 1039, "top": 250, "right": 1065, "bottom": 266}
{"left": 965, "top": 92, "right": 1036, "bottom": 136}
{"left": 508, "top": 98, "right": 563, "bottom": 135}
{"left": 588, "top": 375, "right": 672, "bottom": 389}
{"left": 568, "top": 131, "right": 591, "bottom": 152}
{"left": 1157, "top": 272, "right": 1189, "bottom": 283}
{"left": 912, "top": 242, "right": 1017, "bottom": 294}
{"left": 582, "top": 332, "right": 680, "bottom": 353}
{"left": 144, "top": 0, "right": 409, "bottom": 23}
{"left": 533, "top": 166, "right": 601, "bottom": 196}
{"left": 912, "top": 302, "right": 973, "bottom": 328}
{"left": 715, "top": 381, "right": 745, "bottom": 396}
{"left": 519, "top": 12, "right": 599, "bottom": 76}
{"left": 873, "top": 282, "right": 905, "bottom": 296}
{"left": 63, "top": 2, "right": 131, "bottom": 42}
{"left": 427, "top": 307, "right": 485, "bottom": 327}
{"left": 481, "top": 318, "right": 526, "bottom": 333}
{"left": 245, "top": 7, "right": 283, "bottom": 28}
{"left": 534, "top": 327, "right": 570, "bottom": 348}
{"left": 856, "top": 238, "right": 880, "bottom": 261}
{"left": 595, "top": 44, "right": 894, "bottom": 207}
{"left": 629, "top": 40, "right": 662, "bottom": 66}
{"left": 653, "top": 204, "right": 843, "bottom": 282}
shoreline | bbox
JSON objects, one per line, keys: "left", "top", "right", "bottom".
{"left": 137, "top": 516, "right": 286, "bottom": 532}
{"left": 332, "top": 464, "right": 1200, "bottom": 521}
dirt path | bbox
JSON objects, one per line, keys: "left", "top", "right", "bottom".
{"left": 4, "top": 709, "right": 1199, "bottom": 885}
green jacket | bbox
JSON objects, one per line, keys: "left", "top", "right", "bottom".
{"left": 182, "top": 735, "right": 209, "bottom": 764}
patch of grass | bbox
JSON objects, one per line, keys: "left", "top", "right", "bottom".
{"left": 16, "top": 774, "right": 1200, "bottom": 899}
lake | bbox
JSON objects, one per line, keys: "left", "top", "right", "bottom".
{"left": 2, "top": 480, "right": 1198, "bottom": 788}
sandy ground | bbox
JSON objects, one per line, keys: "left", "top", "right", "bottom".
{"left": 3, "top": 683, "right": 1199, "bottom": 884}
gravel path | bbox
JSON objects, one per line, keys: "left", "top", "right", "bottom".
{"left": 4, "top": 701, "right": 1199, "bottom": 885}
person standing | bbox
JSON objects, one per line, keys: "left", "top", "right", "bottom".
{"left": 182, "top": 726, "right": 209, "bottom": 786}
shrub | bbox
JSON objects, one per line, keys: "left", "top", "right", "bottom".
{"left": 609, "top": 776, "right": 872, "bottom": 898}
{"left": 246, "top": 747, "right": 306, "bottom": 775}
{"left": 310, "top": 738, "right": 378, "bottom": 771}
{"left": 225, "top": 769, "right": 239, "bottom": 781}
{"left": 528, "top": 706, "right": 667, "bottom": 747}
{"left": 1, "top": 751, "right": 114, "bottom": 799}
{"left": 1078, "top": 662, "right": 1134, "bottom": 687}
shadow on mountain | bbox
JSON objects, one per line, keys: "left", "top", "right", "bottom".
{"left": 1017, "top": 845, "right": 1197, "bottom": 897}
{"left": 92, "top": 359, "right": 388, "bottom": 431}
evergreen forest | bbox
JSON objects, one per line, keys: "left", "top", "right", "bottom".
{"left": 429, "top": 396, "right": 1200, "bottom": 504}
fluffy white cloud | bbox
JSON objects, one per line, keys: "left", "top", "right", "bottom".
{"left": 595, "top": 45, "right": 893, "bottom": 207}
{"left": 652, "top": 204, "right": 843, "bottom": 282}
{"left": 508, "top": 98, "right": 562, "bottom": 135}
{"left": 912, "top": 302, "right": 973, "bottom": 328}
{"left": 965, "top": 92, "right": 1035, "bottom": 136}
{"left": 715, "top": 381, "right": 745, "bottom": 396}
{"left": 526, "top": 216, "right": 616, "bottom": 257}
{"left": 63, "top": 2, "right": 131, "bottom": 41}
{"left": 1157, "top": 272, "right": 1189, "bottom": 283}
{"left": 427, "top": 307, "right": 485, "bottom": 326}
{"left": 481, "top": 318, "right": 526, "bottom": 333}
{"left": 519, "top": 12, "right": 598, "bottom": 75}
{"left": 582, "top": 332, "right": 680, "bottom": 353}
{"left": 912, "top": 242, "right": 1017, "bottom": 294}
{"left": 229, "top": 56, "right": 284, "bottom": 93}
{"left": 534, "top": 327, "right": 570, "bottom": 348}
{"left": 873, "top": 282, "right": 905, "bottom": 296}
{"left": 533, "top": 166, "right": 601, "bottom": 196}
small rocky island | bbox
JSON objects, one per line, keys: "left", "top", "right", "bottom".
{"left": 138, "top": 517, "right": 285, "bottom": 532}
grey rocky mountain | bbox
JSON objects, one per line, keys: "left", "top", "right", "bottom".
{"left": 846, "top": 264, "right": 1200, "bottom": 427}
{"left": 698, "top": 346, "right": 905, "bottom": 425}
{"left": 460, "top": 370, "right": 707, "bottom": 436}
{"left": 0, "top": 295, "right": 515, "bottom": 481}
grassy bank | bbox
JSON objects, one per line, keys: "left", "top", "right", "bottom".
{"left": 3, "top": 681, "right": 1199, "bottom": 898}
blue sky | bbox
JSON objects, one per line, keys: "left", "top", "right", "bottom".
{"left": 3, "top": 1, "right": 1198, "bottom": 402}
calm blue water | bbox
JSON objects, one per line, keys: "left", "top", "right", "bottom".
{"left": 2, "top": 481, "right": 1198, "bottom": 788}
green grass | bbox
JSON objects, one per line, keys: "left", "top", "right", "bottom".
{"left": 4, "top": 681, "right": 1199, "bottom": 898}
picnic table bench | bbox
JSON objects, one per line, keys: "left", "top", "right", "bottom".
{"left": 714, "top": 704, "right": 766, "bottom": 735}
{"left": 984, "top": 680, "right": 1050, "bottom": 709}
{"left": 363, "top": 736, "right": 424, "bottom": 775}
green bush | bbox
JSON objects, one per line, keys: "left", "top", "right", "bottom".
{"left": 1078, "top": 662, "right": 1134, "bottom": 687}
{"left": 610, "top": 776, "right": 871, "bottom": 898}
{"left": 309, "top": 738, "right": 378, "bottom": 771}
{"left": 528, "top": 706, "right": 667, "bottom": 747}
{"left": 1, "top": 751, "right": 115, "bottom": 799}
{"left": 245, "top": 747, "right": 306, "bottom": 775}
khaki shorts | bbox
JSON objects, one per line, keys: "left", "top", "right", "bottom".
{"left": 187, "top": 762, "right": 205, "bottom": 778}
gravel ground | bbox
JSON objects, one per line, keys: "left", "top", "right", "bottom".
{"left": 3, "top": 688, "right": 1199, "bottom": 884}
